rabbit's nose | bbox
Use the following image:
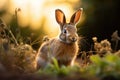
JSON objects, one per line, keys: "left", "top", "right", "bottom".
{"left": 71, "top": 37, "right": 77, "bottom": 42}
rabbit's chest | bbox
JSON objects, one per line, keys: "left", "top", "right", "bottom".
{"left": 50, "top": 42, "right": 78, "bottom": 61}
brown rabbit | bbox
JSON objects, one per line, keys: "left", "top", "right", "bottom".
{"left": 36, "top": 8, "right": 83, "bottom": 69}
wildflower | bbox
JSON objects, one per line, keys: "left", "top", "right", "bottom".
{"left": 100, "top": 39, "right": 111, "bottom": 48}
{"left": 92, "top": 37, "right": 101, "bottom": 51}
{"left": 93, "top": 37, "right": 112, "bottom": 57}
{"left": 111, "top": 30, "right": 120, "bottom": 51}
{"left": 92, "top": 37, "right": 97, "bottom": 42}
{"left": 15, "top": 8, "right": 21, "bottom": 14}
{"left": 111, "top": 30, "right": 120, "bottom": 41}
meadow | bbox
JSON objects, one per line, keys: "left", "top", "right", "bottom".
{"left": 0, "top": 9, "right": 120, "bottom": 80}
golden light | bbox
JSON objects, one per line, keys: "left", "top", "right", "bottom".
{"left": 1, "top": 0, "right": 81, "bottom": 37}
{"left": 0, "top": 0, "right": 7, "bottom": 10}
{"left": 29, "top": 0, "right": 45, "bottom": 29}
{"left": 43, "top": 3, "right": 74, "bottom": 37}
{"left": 9, "top": 0, "right": 30, "bottom": 27}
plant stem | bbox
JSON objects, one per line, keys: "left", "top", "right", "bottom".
{"left": 7, "top": 25, "right": 18, "bottom": 46}
{"left": 115, "top": 40, "right": 118, "bottom": 52}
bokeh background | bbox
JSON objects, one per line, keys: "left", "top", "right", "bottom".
{"left": 0, "top": 0, "right": 119, "bottom": 50}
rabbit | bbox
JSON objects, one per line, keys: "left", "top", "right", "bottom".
{"left": 36, "top": 8, "right": 83, "bottom": 69}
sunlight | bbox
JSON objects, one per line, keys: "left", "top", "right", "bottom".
{"left": 9, "top": 0, "right": 30, "bottom": 27}
{"left": 29, "top": 0, "right": 45, "bottom": 29}
{"left": 0, "top": 0, "right": 7, "bottom": 10}
{"left": 43, "top": 3, "right": 74, "bottom": 37}
{"left": 7, "top": 0, "right": 80, "bottom": 37}
{"left": 9, "top": 0, "right": 45, "bottom": 28}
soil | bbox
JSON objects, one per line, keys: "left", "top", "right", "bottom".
{"left": 0, "top": 72, "right": 99, "bottom": 80}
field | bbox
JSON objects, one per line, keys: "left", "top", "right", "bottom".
{"left": 0, "top": 15, "right": 120, "bottom": 80}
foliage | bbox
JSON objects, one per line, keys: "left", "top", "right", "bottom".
{"left": 0, "top": 40, "right": 36, "bottom": 73}
{"left": 37, "top": 57, "right": 80, "bottom": 76}
{"left": 0, "top": 16, "right": 37, "bottom": 73}
{"left": 88, "top": 54, "right": 120, "bottom": 79}
{"left": 36, "top": 53, "right": 120, "bottom": 80}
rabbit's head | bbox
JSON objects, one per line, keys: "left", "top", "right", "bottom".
{"left": 55, "top": 8, "right": 83, "bottom": 44}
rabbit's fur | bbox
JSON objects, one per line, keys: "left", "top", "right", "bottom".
{"left": 36, "top": 8, "right": 83, "bottom": 69}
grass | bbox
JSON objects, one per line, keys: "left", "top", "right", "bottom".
{"left": 35, "top": 53, "right": 120, "bottom": 80}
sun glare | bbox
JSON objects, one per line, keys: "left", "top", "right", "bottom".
{"left": 6, "top": 0, "right": 80, "bottom": 37}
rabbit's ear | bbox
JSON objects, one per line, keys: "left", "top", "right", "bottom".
{"left": 70, "top": 8, "right": 83, "bottom": 24}
{"left": 55, "top": 9, "right": 66, "bottom": 26}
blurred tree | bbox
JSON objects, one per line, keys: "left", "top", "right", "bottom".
{"left": 81, "top": 0, "right": 119, "bottom": 38}
{"left": 77, "top": 0, "right": 120, "bottom": 50}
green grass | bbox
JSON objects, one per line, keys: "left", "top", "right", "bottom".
{"left": 37, "top": 57, "right": 80, "bottom": 76}
{"left": 36, "top": 54, "right": 120, "bottom": 80}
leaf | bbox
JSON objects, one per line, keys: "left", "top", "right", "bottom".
{"left": 90, "top": 55, "right": 101, "bottom": 65}
{"left": 51, "top": 57, "right": 60, "bottom": 71}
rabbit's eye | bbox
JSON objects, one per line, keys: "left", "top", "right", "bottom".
{"left": 63, "top": 29, "right": 67, "bottom": 34}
